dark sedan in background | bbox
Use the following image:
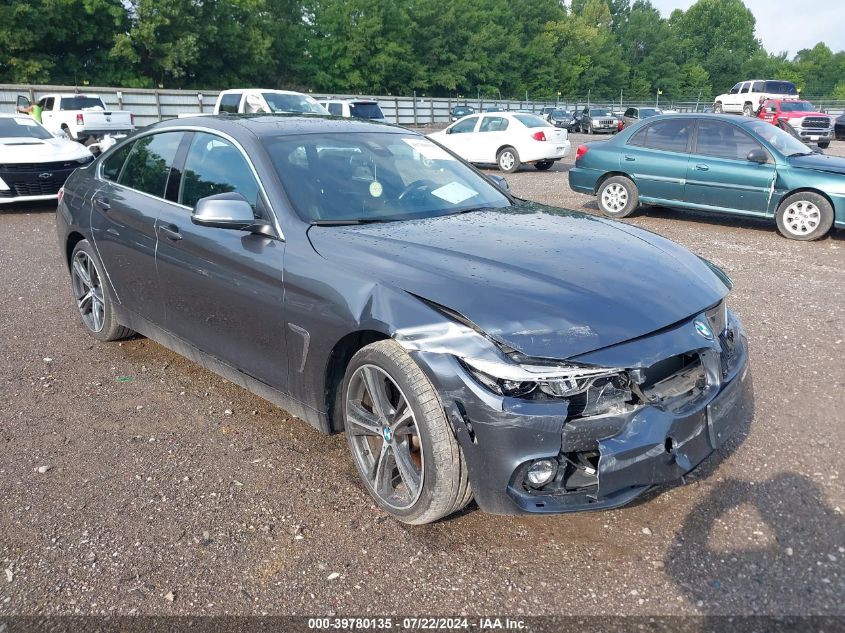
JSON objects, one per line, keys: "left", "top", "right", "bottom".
{"left": 57, "top": 115, "right": 751, "bottom": 523}
{"left": 450, "top": 104, "right": 476, "bottom": 121}
{"left": 548, "top": 109, "right": 577, "bottom": 131}
{"left": 570, "top": 114, "right": 845, "bottom": 241}
{"left": 836, "top": 114, "right": 845, "bottom": 140}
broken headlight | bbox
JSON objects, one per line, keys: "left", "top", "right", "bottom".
{"left": 460, "top": 356, "right": 624, "bottom": 400}
{"left": 704, "top": 299, "right": 728, "bottom": 337}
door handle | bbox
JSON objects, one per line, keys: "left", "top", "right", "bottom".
{"left": 624, "top": 155, "right": 636, "bottom": 161}
{"left": 695, "top": 164, "right": 710, "bottom": 171}
{"left": 93, "top": 196, "right": 110, "bottom": 211}
{"left": 158, "top": 223, "right": 182, "bottom": 241}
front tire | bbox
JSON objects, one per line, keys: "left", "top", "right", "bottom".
{"left": 497, "top": 146, "right": 520, "bottom": 173}
{"left": 69, "top": 240, "right": 134, "bottom": 341}
{"left": 597, "top": 175, "right": 639, "bottom": 218}
{"left": 818, "top": 141, "right": 829, "bottom": 149}
{"left": 342, "top": 340, "right": 471, "bottom": 524}
{"left": 775, "top": 192, "right": 833, "bottom": 241}
{"left": 534, "top": 160, "right": 554, "bottom": 171}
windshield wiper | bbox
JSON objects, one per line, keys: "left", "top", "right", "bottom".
{"left": 309, "top": 218, "right": 389, "bottom": 226}
{"left": 788, "top": 151, "right": 813, "bottom": 157}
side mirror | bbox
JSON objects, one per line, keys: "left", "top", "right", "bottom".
{"left": 487, "top": 174, "right": 509, "bottom": 191}
{"left": 445, "top": 127, "right": 453, "bottom": 134}
{"left": 192, "top": 192, "right": 263, "bottom": 231}
{"left": 747, "top": 148, "right": 769, "bottom": 164}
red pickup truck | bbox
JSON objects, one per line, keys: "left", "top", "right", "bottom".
{"left": 758, "top": 99, "right": 834, "bottom": 148}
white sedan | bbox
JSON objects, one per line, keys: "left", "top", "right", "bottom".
{"left": 0, "top": 113, "right": 94, "bottom": 205}
{"left": 428, "top": 112, "right": 570, "bottom": 172}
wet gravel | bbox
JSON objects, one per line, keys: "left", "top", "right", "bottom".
{"left": 1, "top": 134, "right": 843, "bottom": 617}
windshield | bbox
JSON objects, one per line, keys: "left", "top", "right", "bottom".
{"left": 779, "top": 101, "right": 815, "bottom": 112}
{"left": 639, "top": 108, "right": 660, "bottom": 118}
{"left": 590, "top": 109, "right": 612, "bottom": 117}
{"left": 264, "top": 132, "right": 510, "bottom": 223}
{"left": 60, "top": 96, "right": 105, "bottom": 110}
{"left": 262, "top": 93, "right": 328, "bottom": 115}
{"left": 744, "top": 119, "right": 812, "bottom": 156}
{"left": 550, "top": 110, "right": 569, "bottom": 117}
{"left": 764, "top": 81, "right": 798, "bottom": 95}
{"left": 0, "top": 117, "right": 53, "bottom": 140}
{"left": 513, "top": 114, "right": 549, "bottom": 128}
{"left": 349, "top": 102, "right": 384, "bottom": 119}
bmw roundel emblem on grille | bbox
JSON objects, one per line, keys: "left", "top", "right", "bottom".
{"left": 694, "top": 318, "right": 714, "bottom": 340}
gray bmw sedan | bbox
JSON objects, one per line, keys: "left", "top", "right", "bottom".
{"left": 57, "top": 115, "right": 752, "bottom": 523}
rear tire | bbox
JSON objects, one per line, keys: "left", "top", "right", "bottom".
{"left": 714, "top": 102, "right": 723, "bottom": 114}
{"left": 597, "top": 175, "right": 639, "bottom": 218}
{"left": 69, "top": 240, "right": 134, "bottom": 341}
{"left": 743, "top": 103, "right": 754, "bottom": 117}
{"left": 342, "top": 340, "right": 471, "bottom": 524}
{"left": 775, "top": 191, "right": 833, "bottom": 241}
{"left": 497, "top": 146, "right": 520, "bottom": 173}
{"left": 534, "top": 160, "right": 554, "bottom": 171}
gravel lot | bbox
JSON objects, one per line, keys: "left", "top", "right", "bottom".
{"left": 1, "top": 133, "right": 843, "bottom": 618}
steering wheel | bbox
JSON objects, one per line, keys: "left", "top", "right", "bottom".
{"left": 397, "top": 179, "right": 438, "bottom": 205}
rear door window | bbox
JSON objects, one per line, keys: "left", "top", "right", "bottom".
{"left": 628, "top": 119, "right": 692, "bottom": 153}
{"left": 752, "top": 81, "right": 765, "bottom": 92}
{"left": 479, "top": 116, "right": 508, "bottom": 132}
{"left": 218, "top": 93, "right": 242, "bottom": 113}
{"left": 327, "top": 103, "right": 342, "bottom": 116}
{"left": 117, "top": 132, "right": 184, "bottom": 198}
{"left": 179, "top": 132, "right": 262, "bottom": 217}
{"left": 694, "top": 120, "right": 766, "bottom": 161}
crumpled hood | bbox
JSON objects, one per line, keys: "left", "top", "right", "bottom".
{"left": 788, "top": 153, "right": 845, "bottom": 175}
{"left": 0, "top": 136, "right": 91, "bottom": 163}
{"left": 308, "top": 204, "right": 728, "bottom": 359}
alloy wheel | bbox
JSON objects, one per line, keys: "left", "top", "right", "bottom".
{"left": 346, "top": 364, "right": 424, "bottom": 510}
{"left": 601, "top": 183, "right": 629, "bottom": 213}
{"left": 782, "top": 200, "right": 821, "bottom": 236}
{"left": 499, "top": 151, "right": 515, "bottom": 171}
{"left": 71, "top": 251, "right": 105, "bottom": 333}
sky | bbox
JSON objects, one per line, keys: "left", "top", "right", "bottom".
{"left": 647, "top": 0, "right": 845, "bottom": 57}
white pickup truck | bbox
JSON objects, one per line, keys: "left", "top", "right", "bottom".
{"left": 17, "top": 94, "right": 134, "bottom": 145}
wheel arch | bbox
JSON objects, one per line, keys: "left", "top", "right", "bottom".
{"left": 323, "top": 329, "right": 391, "bottom": 433}
{"left": 594, "top": 171, "right": 634, "bottom": 195}
{"left": 495, "top": 144, "right": 516, "bottom": 158}
{"left": 779, "top": 187, "right": 835, "bottom": 214}
{"left": 65, "top": 231, "right": 86, "bottom": 269}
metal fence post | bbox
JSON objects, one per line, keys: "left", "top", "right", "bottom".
{"left": 412, "top": 91, "right": 417, "bottom": 126}
{"left": 155, "top": 90, "right": 162, "bottom": 121}
{"left": 394, "top": 97, "right": 399, "bottom": 125}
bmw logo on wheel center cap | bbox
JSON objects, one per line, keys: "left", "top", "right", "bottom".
{"left": 694, "top": 318, "right": 714, "bottom": 340}
{"left": 382, "top": 427, "right": 392, "bottom": 442}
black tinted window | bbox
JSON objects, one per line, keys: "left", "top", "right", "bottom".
{"left": 219, "top": 93, "right": 241, "bottom": 113}
{"left": 629, "top": 119, "right": 692, "bottom": 152}
{"left": 180, "top": 132, "right": 261, "bottom": 215}
{"left": 327, "top": 103, "right": 342, "bottom": 116}
{"left": 764, "top": 81, "right": 797, "bottom": 95}
{"left": 695, "top": 121, "right": 764, "bottom": 161}
{"left": 60, "top": 96, "right": 104, "bottom": 110}
{"left": 349, "top": 102, "right": 384, "bottom": 119}
{"left": 101, "top": 142, "right": 133, "bottom": 181}
{"left": 118, "top": 132, "right": 183, "bottom": 197}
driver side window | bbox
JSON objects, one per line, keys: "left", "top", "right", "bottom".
{"left": 450, "top": 116, "right": 478, "bottom": 134}
{"left": 179, "top": 132, "right": 262, "bottom": 218}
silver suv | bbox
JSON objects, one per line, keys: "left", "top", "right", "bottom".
{"left": 578, "top": 107, "right": 620, "bottom": 134}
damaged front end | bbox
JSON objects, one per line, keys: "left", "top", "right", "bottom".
{"left": 401, "top": 300, "right": 752, "bottom": 515}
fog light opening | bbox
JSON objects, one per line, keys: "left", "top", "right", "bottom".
{"left": 665, "top": 437, "right": 675, "bottom": 454}
{"left": 526, "top": 459, "right": 558, "bottom": 487}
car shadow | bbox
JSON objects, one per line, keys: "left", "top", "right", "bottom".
{"left": 665, "top": 472, "right": 845, "bottom": 614}
{"left": 577, "top": 200, "right": 845, "bottom": 242}
{"left": 0, "top": 201, "right": 58, "bottom": 214}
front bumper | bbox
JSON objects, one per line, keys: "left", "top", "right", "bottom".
{"left": 413, "top": 310, "right": 752, "bottom": 515}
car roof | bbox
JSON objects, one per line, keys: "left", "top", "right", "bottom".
{"left": 220, "top": 88, "right": 309, "bottom": 96}
{"left": 155, "top": 113, "right": 403, "bottom": 137}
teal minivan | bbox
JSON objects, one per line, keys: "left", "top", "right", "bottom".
{"left": 569, "top": 114, "right": 845, "bottom": 240}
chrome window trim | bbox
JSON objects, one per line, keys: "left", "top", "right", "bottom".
{"left": 96, "top": 124, "right": 285, "bottom": 240}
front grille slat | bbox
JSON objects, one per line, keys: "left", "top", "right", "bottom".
{"left": 802, "top": 117, "right": 830, "bottom": 129}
